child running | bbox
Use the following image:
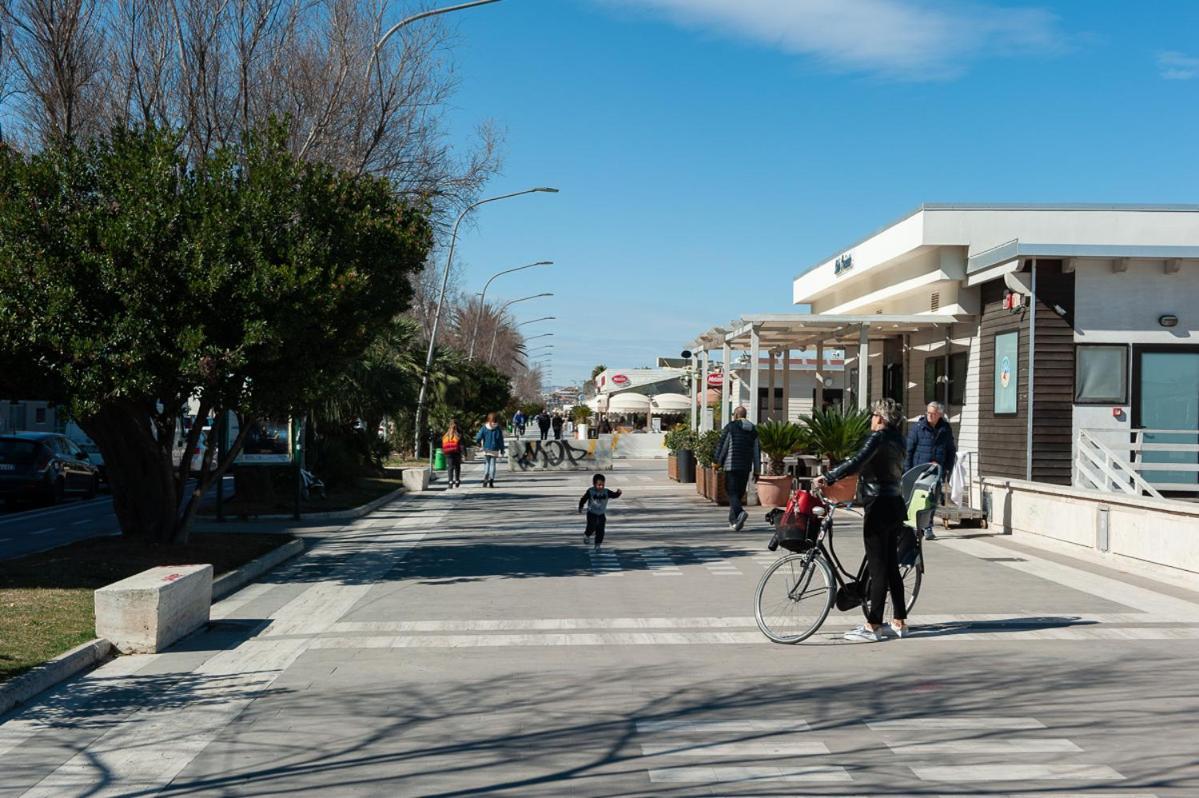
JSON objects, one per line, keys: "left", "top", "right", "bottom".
{"left": 577, "top": 473, "right": 622, "bottom": 551}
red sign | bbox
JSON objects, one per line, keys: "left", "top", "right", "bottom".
{"left": 707, "top": 373, "right": 725, "bottom": 387}
{"left": 611, "top": 374, "right": 629, "bottom": 385}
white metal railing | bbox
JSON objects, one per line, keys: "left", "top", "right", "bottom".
{"left": 1075, "top": 429, "right": 1163, "bottom": 498}
{"left": 1128, "top": 428, "right": 1199, "bottom": 494}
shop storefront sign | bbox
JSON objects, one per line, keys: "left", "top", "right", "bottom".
{"left": 994, "top": 331, "right": 1019, "bottom": 414}
{"left": 834, "top": 253, "right": 853, "bottom": 276}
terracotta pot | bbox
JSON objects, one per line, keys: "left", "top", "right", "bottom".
{"left": 667, "top": 453, "right": 679, "bottom": 481}
{"left": 696, "top": 466, "right": 707, "bottom": 497}
{"left": 756, "top": 474, "right": 792, "bottom": 508}
{"left": 709, "top": 466, "right": 730, "bottom": 505}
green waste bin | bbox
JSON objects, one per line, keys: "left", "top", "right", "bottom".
{"left": 433, "top": 448, "right": 446, "bottom": 471}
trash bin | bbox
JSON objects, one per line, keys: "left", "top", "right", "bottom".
{"left": 433, "top": 448, "right": 446, "bottom": 471}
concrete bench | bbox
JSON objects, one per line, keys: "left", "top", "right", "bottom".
{"left": 402, "top": 467, "right": 430, "bottom": 492}
{"left": 95, "top": 564, "right": 213, "bottom": 653}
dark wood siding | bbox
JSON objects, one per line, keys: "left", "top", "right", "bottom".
{"left": 978, "top": 261, "right": 1075, "bottom": 484}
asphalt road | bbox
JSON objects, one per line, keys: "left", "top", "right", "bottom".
{"left": 0, "top": 476, "right": 235, "bottom": 560}
{"left": 2, "top": 460, "right": 1198, "bottom": 797}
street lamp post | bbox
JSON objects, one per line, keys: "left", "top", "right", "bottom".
{"left": 413, "top": 188, "right": 558, "bottom": 457}
{"left": 368, "top": 0, "right": 503, "bottom": 80}
{"left": 486, "top": 294, "right": 554, "bottom": 362}
{"left": 468, "top": 262, "right": 553, "bottom": 358}
{"left": 517, "top": 316, "right": 555, "bottom": 328}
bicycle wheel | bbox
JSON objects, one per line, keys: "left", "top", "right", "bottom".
{"left": 755, "top": 553, "right": 835, "bottom": 644}
{"left": 861, "top": 559, "right": 922, "bottom": 620}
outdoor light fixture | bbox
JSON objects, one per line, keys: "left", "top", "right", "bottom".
{"left": 1159, "top": 314, "right": 1179, "bottom": 328}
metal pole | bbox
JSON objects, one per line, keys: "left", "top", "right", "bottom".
{"left": 1026, "top": 260, "right": 1038, "bottom": 481}
{"left": 767, "top": 350, "right": 776, "bottom": 420}
{"left": 215, "top": 410, "right": 225, "bottom": 523}
{"left": 468, "top": 261, "right": 553, "bottom": 359}
{"left": 413, "top": 188, "right": 557, "bottom": 456}
{"left": 368, "top": 0, "right": 502, "bottom": 80}
{"left": 721, "top": 342, "right": 731, "bottom": 429}
{"left": 815, "top": 340, "right": 825, "bottom": 410}
{"left": 782, "top": 348, "right": 791, "bottom": 421}
{"left": 857, "top": 325, "right": 870, "bottom": 409}
{"left": 700, "top": 350, "right": 711, "bottom": 431}
{"left": 689, "top": 355, "right": 698, "bottom": 432}
{"left": 749, "top": 327, "right": 761, "bottom": 424}
{"left": 488, "top": 294, "right": 554, "bottom": 362}
{"left": 944, "top": 327, "right": 951, "bottom": 413}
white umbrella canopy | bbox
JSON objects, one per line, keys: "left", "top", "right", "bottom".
{"left": 606, "top": 392, "right": 652, "bottom": 413}
{"left": 650, "top": 393, "right": 691, "bottom": 412}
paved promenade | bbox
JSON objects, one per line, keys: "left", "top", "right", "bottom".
{"left": 2, "top": 459, "right": 1198, "bottom": 796}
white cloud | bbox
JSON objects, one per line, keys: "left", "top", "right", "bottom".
{"left": 1158, "top": 51, "right": 1199, "bottom": 80}
{"left": 599, "top": 0, "right": 1064, "bottom": 79}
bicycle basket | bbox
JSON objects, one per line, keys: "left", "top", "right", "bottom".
{"left": 776, "top": 515, "right": 817, "bottom": 552}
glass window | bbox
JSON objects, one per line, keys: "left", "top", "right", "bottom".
{"left": 924, "top": 352, "right": 967, "bottom": 407}
{"left": 1076, "top": 345, "right": 1128, "bottom": 404}
{"left": 34, "top": 407, "right": 46, "bottom": 423}
{"left": 949, "top": 352, "right": 967, "bottom": 407}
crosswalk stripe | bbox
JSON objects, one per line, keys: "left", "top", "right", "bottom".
{"left": 636, "top": 719, "right": 812, "bottom": 733}
{"left": 648, "top": 765, "right": 851, "bottom": 783}
{"left": 887, "top": 739, "right": 1082, "bottom": 753}
{"left": 870, "top": 718, "right": 1045, "bottom": 730}
{"left": 640, "top": 741, "right": 829, "bottom": 756}
{"left": 912, "top": 764, "right": 1124, "bottom": 782}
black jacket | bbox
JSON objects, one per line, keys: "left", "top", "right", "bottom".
{"left": 536, "top": 413, "right": 551, "bottom": 430}
{"left": 827, "top": 427, "right": 906, "bottom": 504}
{"left": 715, "top": 419, "right": 760, "bottom": 474}
{"left": 906, "top": 416, "right": 956, "bottom": 472}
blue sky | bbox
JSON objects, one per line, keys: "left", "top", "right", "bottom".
{"left": 441, "top": 0, "right": 1199, "bottom": 387}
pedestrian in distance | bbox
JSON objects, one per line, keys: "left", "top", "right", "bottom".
{"left": 475, "top": 412, "right": 505, "bottom": 488}
{"left": 537, "top": 409, "right": 552, "bottom": 441}
{"left": 905, "top": 400, "right": 956, "bottom": 540}
{"left": 441, "top": 420, "right": 463, "bottom": 489}
{"left": 513, "top": 409, "right": 527, "bottom": 438}
{"left": 815, "top": 398, "right": 910, "bottom": 643}
{"left": 715, "top": 405, "right": 760, "bottom": 532}
{"left": 578, "top": 473, "right": 622, "bottom": 551}
{"left": 551, "top": 412, "right": 564, "bottom": 441}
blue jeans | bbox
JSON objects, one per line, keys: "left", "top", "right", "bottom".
{"left": 483, "top": 455, "right": 498, "bottom": 482}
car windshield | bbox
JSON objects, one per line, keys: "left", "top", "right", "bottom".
{"left": 0, "top": 438, "right": 38, "bottom": 465}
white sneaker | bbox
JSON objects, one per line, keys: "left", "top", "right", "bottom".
{"left": 843, "top": 625, "right": 881, "bottom": 643}
{"left": 887, "top": 622, "right": 909, "bottom": 638}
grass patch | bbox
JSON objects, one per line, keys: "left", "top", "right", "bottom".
{"left": 0, "top": 532, "right": 292, "bottom": 683}
{"left": 202, "top": 475, "right": 405, "bottom": 518}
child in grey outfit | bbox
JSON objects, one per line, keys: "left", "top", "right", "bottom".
{"left": 578, "top": 473, "right": 622, "bottom": 551}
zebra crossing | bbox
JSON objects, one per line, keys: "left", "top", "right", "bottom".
{"left": 585, "top": 547, "right": 768, "bottom": 577}
{"left": 635, "top": 713, "right": 1142, "bottom": 793}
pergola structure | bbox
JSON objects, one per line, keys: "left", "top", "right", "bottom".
{"left": 686, "top": 313, "right": 960, "bottom": 429}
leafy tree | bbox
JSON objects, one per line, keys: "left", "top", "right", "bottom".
{"left": 0, "top": 125, "right": 431, "bottom": 544}
{"left": 590, "top": 364, "right": 607, "bottom": 380}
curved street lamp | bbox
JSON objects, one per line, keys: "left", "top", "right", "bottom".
{"left": 487, "top": 294, "right": 553, "bottom": 361}
{"left": 517, "top": 316, "right": 556, "bottom": 327}
{"left": 468, "top": 262, "right": 553, "bottom": 358}
{"left": 413, "top": 188, "right": 558, "bottom": 455}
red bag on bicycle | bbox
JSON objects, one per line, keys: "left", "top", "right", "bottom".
{"left": 775, "top": 489, "right": 820, "bottom": 552}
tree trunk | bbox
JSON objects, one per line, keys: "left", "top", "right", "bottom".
{"left": 80, "top": 401, "right": 177, "bottom": 545}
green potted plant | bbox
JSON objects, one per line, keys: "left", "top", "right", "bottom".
{"left": 756, "top": 420, "right": 808, "bottom": 507}
{"left": 570, "top": 405, "right": 591, "bottom": 439}
{"left": 693, "top": 428, "right": 722, "bottom": 500}
{"left": 798, "top": 406, "right": 872, "bottom": 466}
{"left": 664, "top": 425, "right": 697, "bottom": 483}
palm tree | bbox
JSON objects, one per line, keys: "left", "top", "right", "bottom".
{"left": 798, "top": 407, "right": 872, "bottom": 465}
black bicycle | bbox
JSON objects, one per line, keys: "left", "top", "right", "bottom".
{"left": 754, "top": 488, "right": 926, "bottom": 644}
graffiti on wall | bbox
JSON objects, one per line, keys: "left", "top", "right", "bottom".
{"left": 507, "top": 438, "right": 613, "bottom": 471}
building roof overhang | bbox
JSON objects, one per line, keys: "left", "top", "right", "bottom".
{"left": 967, "top": 240, "right": 1199, "bottom": 274}
{"left": 704, "top": 313, "right": 960, "bottom": 351}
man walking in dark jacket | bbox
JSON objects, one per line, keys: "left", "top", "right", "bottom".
{"left": 715, "top": 406, "right": 760, "bottom": 532}
{"left": 537, "top": 410, "right": 552, "bottom": 441}
{"left": 906, "top": 401, "right": 956, "bottom": 540}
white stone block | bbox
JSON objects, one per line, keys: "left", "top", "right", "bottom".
{"left": 95, "top": 564, "right": 213, "bottom": 653}
{"left": 402, "top": 467, "right": 430, "bottom": 492}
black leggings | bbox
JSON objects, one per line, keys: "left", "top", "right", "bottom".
{"left": 863, "top": 495, "right": 907, "bottom": 625}
{"left": 585, "top": 512, "right": 607, "bottom": 545}
{"left": 446, "top": 451, "right": 461, "bottom": 484}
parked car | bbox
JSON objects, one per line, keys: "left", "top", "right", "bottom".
{"left": 0, "top": 432, "right": 100, "bottom": 507}
{"left": 64, "top": 420, "right": 106, "bottom": 483}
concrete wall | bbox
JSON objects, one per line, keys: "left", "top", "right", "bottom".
{"left": 508, "top": 438, "right": 614, "bottom": 470}
{"left": 0, "top": 401, "right": 59, "bottom": 434}
{"left": 982, "top": 477, "right": 1199, "bottom": 576}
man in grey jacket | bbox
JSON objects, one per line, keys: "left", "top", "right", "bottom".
{"left": 715, "top": 406, "right": 760, "bottom": 531}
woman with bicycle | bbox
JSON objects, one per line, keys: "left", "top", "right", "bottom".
{"left": 814, "top": 398, "right": 910, "bottom": 643}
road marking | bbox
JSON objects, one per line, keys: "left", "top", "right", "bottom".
{"left": 641, "top": 741, "right": 829, "bottom": 756}
{"left": 72, "top": 519, "right": 89, "bottom": 525}
{"left": 31, "top": 527, "right": 54, "bottom": 535}
{"left": 887, "top": 739, "right": 1082, "bottom": 753}
{"left": 587, "top": 550, "right": 622, "bottom": 575}
{"left": 870, "top": 718, "right": 1045, "bottom": 730}
{"left": 637, "top": 719, "right": 812, "bottom": 733}
{"left": 0, "top": 496, "right": 111, "bottom": 526}
{"left": 912, "top": 764, "right": 1124, "bottom": 782}
{"left": 648, "top": 765, "right": 851, "bottom": 783}
{"left": 641, "top": 548, "right": 682, "bottom": 576}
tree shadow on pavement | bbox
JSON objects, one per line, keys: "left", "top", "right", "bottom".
{"left": 79, "top": 649, "right": 1198, "bottom": 797}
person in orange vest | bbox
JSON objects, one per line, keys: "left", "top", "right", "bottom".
{"left": 441, "top": 420, "right": 463, "bottom": 489}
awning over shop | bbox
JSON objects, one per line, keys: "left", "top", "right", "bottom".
{"left": 606, "top": 393, "right": 652, "bottom": 413}
{"left": 649, "top": 393, "right": 690, "bottom": 412}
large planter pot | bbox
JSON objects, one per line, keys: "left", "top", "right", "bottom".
{"left": 756, "top": 474, "right": 792, "bottom": 508}
{"left": 696, "top": 465, "right": 709, "bottom": 498}
{"left": 677, "top": 450, "right": 696, "bottom": 483}
{"left": 703, "top": 466, "right": 730, "bottom": 505}
{"left": 667, "top": 453, "right": 679, "bottom": 481}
